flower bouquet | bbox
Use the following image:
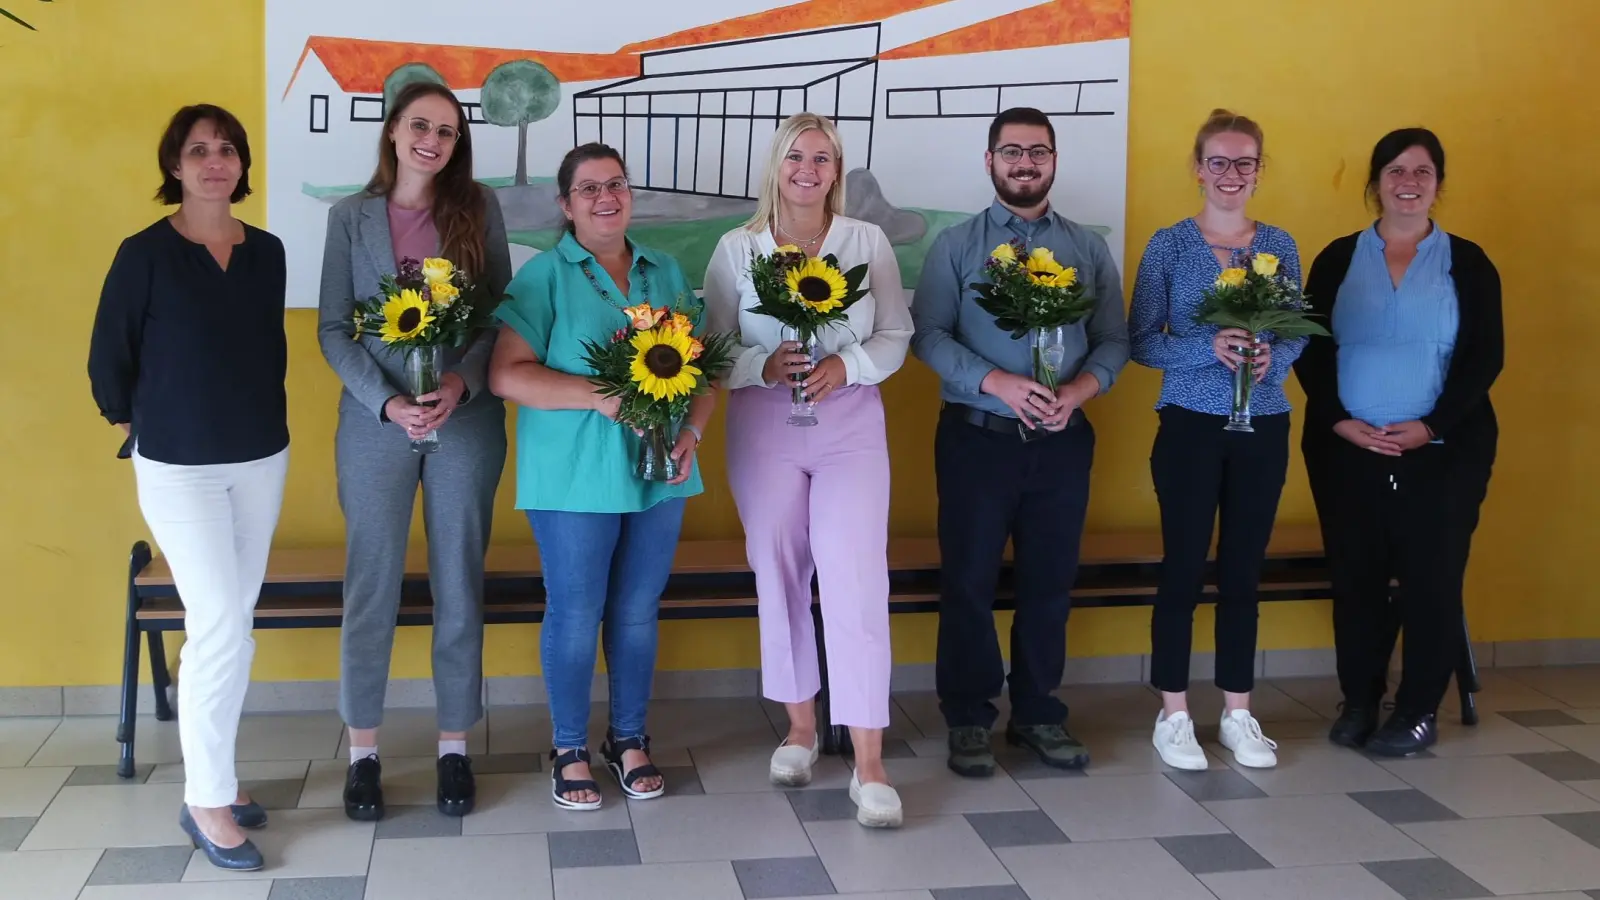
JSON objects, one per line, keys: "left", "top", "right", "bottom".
{"left": 1192, "top": 252, "right": 1329, "bottom": 433}
{"left": 744, "top": 244, "right": 869, "bottom": 426}
{"left": 351, "top": 256, "right": 493, "bottom": 453}
{"left": 968, "top": 239, "right": 1096, "bottom": 427}
{"left": 580, "top": 299, "right": 736, "bottom": 482}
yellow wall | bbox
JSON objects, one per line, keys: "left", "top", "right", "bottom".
{"left": 3, "top": 0, "right": 1597, "bottom": 688}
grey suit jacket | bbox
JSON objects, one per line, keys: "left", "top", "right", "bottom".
{"left": 316, "top": 187, "right": 513, "bottom": 421}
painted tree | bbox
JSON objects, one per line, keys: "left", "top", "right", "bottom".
{"left": 479, "top": 60, "right": 560, "bottom": 186}
{"left": 382, "top": 62, "right": 447, "bottom": 115}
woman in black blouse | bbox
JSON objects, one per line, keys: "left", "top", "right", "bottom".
{"left": 88, "top": 105, "right": 289, "bottom": 871}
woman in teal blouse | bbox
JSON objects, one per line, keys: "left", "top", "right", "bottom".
{"left": 489, "top": 143, "right": 715, "bottom": 810}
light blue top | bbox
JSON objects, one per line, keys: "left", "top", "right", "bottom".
{"left": 1333, "top": 222, "right": 1459, "bottom": 428}
{"left": 495, "top": 232, "right": 705, "bottom": 513}
{"left": 1129, "top": 218, "right": 1307, "bottom": 415}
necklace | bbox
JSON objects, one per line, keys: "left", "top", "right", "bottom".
{"left": 579, "top": 258, "right": 648, "bottom": 311}
{"left": 776, "top": 216, "right": 828, "bottom": 248}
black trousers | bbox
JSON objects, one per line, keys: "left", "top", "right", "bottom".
{"left": 934, "top": 407, "right": 1095, "bottom": 729}
{"left": 1149, "top": 407, "right": 1290, "bottom": 694}
{"left": 1307, "top": 435, "right": 1493, "bottom": 715}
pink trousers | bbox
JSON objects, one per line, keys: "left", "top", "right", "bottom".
{"left": 726, "top": 383, "right": 892, "bottom": 728}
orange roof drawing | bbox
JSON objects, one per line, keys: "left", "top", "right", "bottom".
{"left": 282, "top": 36, "right": 639, "bottom": 99}
{"left": 618, "top": 0, "right": 951, "bottom": 53}
{"left": 879, "top": 0, "right": 1129, "bottom": 60}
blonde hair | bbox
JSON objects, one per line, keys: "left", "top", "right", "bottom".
{"left": 745, "top": 112, "right": 847, "bottom": 232}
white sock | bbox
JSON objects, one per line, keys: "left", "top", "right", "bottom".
{"left": 350, "top": 745, "right": 378, "bottom": 764}
{"left": 439, "top": 740, "right": 468, "bottom": 759}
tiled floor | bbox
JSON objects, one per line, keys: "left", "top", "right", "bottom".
{"left": 9, "top": 670, "right": 1600, "bottom": 897}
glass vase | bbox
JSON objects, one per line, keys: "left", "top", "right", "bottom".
{"left": 636, "top": 424, "right": 679, "bottom": 482}
{"left": 1028, "top": 326, "right": 1067, "bottom": 430}
{"left": 1225, "top": 334, "right": 1261, "bottom": 433}
{"left": 403, "top": 344, "right": 442, "bottom": 454}
{"left": 780, "top": 324, "right": 820, "bottom": 427}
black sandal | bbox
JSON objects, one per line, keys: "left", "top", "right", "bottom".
{"left": 549, "top": 748, "right": 603, "bottom": 811}
{"left": 602, "top": 732, "right": 665, "bottom": 800}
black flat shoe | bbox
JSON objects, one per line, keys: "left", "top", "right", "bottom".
{"left": 344, "top": 755, "right": 385, "bottom": 822}
{"left": 1328, "top": 703, "right": 1381, "bottom": 748}
{"left": 1365, "top": 711, "right": 1438, "bottom": 757}
{"left": 179, "top": 805, "right": 263, "bottom": 871}
{"left": 231, "top": 800, "right": 268, "bottom": 829}
{"left": 437, "top": 753, "right": 476, "bottom": 817}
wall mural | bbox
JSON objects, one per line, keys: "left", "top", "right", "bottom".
{"left": 267, "top": 0, "right": 1131, "bottom": 307}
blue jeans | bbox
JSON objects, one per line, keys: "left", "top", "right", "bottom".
{"left": 526, "top": 497, "right": 686, "bottom": 748}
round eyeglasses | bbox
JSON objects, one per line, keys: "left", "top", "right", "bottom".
{"left": 1203, "top": 156, "right": 1260, "bottom": 176}
{"left": 571, "top": 178, "right": 631, "bottom": 200}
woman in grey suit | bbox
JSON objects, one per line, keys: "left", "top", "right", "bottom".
{"left": 316, "top": 81, "right": 512, "bottom": 822}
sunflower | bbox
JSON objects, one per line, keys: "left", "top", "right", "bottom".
{"left": 785, "top": 258, "right": 848, "bottom": 313}
{"left": 1024, "top": 247, "right": 1066, "bottom": 286}
{"left": 629, "top": 326, "right": 703, "bottom": 400}
{"left": 378, "top": 289, "right": 435, "bottom": 343}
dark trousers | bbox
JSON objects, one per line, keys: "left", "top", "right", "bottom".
{"left": 934, "top": 408, "right": 1095, "bottom": 729}
{"left": 1307, "top": 436, "right": 1492, "bottom": 715}
{"left": 1149, "top": 407, "right": 1289, "bottom": 694}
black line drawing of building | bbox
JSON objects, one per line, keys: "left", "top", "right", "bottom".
{"left": 884, "top": 78, "right": 1120, "bottom": 119}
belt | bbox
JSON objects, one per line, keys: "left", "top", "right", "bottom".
{"left": 942, "top": 403, "right": 1083, "bottom": 440}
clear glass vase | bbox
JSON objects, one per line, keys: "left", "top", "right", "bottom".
{"left": 1029, "top": 325, "right": 1067, "bottom": 429}
{"left": 780, "top": 324, "right": 820, "bottom": 427}
{"left": 1225, "top": 334, "right": 1261, "bottom": 433}
{"left": 636, "top": 423, "right": 678, "bottom": 482}
{"left": 404, "top": 345, "right": 442, "bottom": 454}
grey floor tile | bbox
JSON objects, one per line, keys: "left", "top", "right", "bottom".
{"left": 1549, "top": 811, "right": 1600, "bottom": 847}
{"left": 633, "top": 793, "right": 815, "bottom": 863}
{"left": 1363, "top": 858, "right": 1489, "bottom": 900}
{"left": 732, "top": 857, "right": 836, "bottom": 898}
{"left": 85, "top": 846, "right": 193, "bottom": 885}
{"left": 1503, "top": 709, "right": 1588, "bottom": 728}
{"left": 1516, "top": 751, "right": 1600, "bottom": 782}
{"left": 788, "top": 789, "right": 857, "bottom": 823}
{"left": 1348, "top": 789, "right": 1462, "bottom": 824}
{"left": 659, "top": 765, "right": 705, "bottom": 795}
{"left": 1201, "top": 864, "right": 1416, "bottom": 899}
{"left": 0, "top": 816, "right": 36, "bottom": 851}
{"left": 1402, "top": 815, "right": 1600, "bottom": 895}
{"left": 1023, "top": 774, "right": 1225, "bottom": 842}
{"left": 1156, "top": 833, "right": 1273, "bottom": 875}
{"left": 267, "top": 877, "right": 368, "bottom": 900}
{"left": 548, "top": 827, "right": 641, "bottom": 868}
{"left": 1165, "top": 769, "right": 1268, "bottom": 801}
{"left": 473, "top": 753, "right": 543, "bottom": 775}
{"left": 881, "top": 739, "right": 916, "bottom": 760}
{"left": 66, "top": 765, "right": 152, "bottom": 786}
{"left": 930, "top": 888, "right": 1028, "bottom": 900}
{"left": 963, "top": 810, "right": 1067, "bottom": 849}
{"left": 1380, "top": 754, "right": 1600, "bottom": 817}
{"left": 554, "top": 860, "right": 743, "bottom": 900}
{"left": 243, "top": 777, "right": 306, "bottom": 811}
{"left": 373, "top": 805, "right": 463, "bottom": 840}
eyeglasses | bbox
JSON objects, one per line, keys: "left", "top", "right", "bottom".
{"left": 405, "top": 117, "right": 459, "bottom": 143}
{"left": 571, "top": 178, "right": 631, "bottom": 200}
{"left": 992, "top": 145, "right": 1056, "bottom": 165}
{"left": 1203, "top": 156, "right": 1260, "bottom": 176}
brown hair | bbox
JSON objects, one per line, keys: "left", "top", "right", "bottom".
{"left": 155, "top": 104, "right": 253, "bottom": 205}
{"left": 364, "top": 82, "right": 487, "bottom": 278}
{"left": 555, "top": 142, "right": 629, "bottom": 235}
{"left": 1193, "top": 108, "right": 1265, "bottom": 163}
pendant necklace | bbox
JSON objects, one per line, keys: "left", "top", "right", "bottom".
{"left": 580, "top": 258, "right": 648, "bottom": 311}
{"left": 776, "top": 216, "right": 827, "bottom": 249}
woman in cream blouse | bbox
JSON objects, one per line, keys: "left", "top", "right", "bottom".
{"left": 704, "top": 112, "right": 912, "bottom": 828}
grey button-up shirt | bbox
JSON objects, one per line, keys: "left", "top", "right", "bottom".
{"left": 911, "top": 201, "right": 1130, "bottom": 418}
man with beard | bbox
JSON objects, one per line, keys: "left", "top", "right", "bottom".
{"left": 910, "top": 107, "right": 1129, "bottom": 777}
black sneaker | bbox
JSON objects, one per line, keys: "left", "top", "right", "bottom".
{"left": 1005, "top": 723, "right": 1090, "bottom": 770}
{"left": 343, "top": 755, "right": 385, "bottom": 822}
{"left": 947, "top": 726, "right": 996, "bottom": 778}
{"left": 436, "top": 753, "right": 476, "bottom": 817}
{"left": 1365, "top": 711, "right": 1438, "bottom": 757}
{"left": 1328, "top": 703, "right": 1381, "bottom": 748}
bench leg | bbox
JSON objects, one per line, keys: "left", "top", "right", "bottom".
{"left": 811, "top": 602, "right": 851, "bottom": 756}
{"left": 1457, "top": 613, "right": 1481, "bottom": 727}
{"left": 148, "top": 631, "right": 174, "bottom": 722}
{"left": 118, "top": 542, "right": 152, "bottom": 780}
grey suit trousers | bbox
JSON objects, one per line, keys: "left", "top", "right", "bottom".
{"left": 335, "top": 392, "right": 507, "bottom": 732}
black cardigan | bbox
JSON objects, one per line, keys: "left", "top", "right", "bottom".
{"left": 1294, "top": 228, "right": 1504, "bottom": 454}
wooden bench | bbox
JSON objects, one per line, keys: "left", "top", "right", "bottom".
{"left": 116, "top": 524, "right": 1482, "bottom": 777}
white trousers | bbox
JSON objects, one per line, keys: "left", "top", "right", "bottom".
{"left": 133, "top": 447, "right": 288, "bottom": 807}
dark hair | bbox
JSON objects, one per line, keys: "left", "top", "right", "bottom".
{"left": 364, "top": 82, "right": 488, "bottom": 279}
{"left": 555, "top": 142, "right": 628, "bottom": 234}
{"left": 1193, "top": 108, "right": 1264, "bottom": 163}
{"left": 1365, "top": 127, "right": 1446, "bottom": 211}
{"left": 987, "top": 107, "right": 1056, "bottom": 152}
{"left": 155, "top": 104, "right": 253, "bottom": 205}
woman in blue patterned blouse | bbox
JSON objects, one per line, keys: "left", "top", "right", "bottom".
{"left": 1129, "top": 109, "right": 1306, "bottom": 772}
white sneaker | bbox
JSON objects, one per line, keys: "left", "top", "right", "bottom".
{"left": 1152, "top": 711, "right": 1209, "bottom": 771}
{"left": 1220, "top": 709, "right": 1279, "bottom": 768}
{"left": 769, "top": 739, "right": 820, "bottom": 786}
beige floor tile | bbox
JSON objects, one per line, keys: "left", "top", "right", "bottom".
{"left": 365, "top": 834, "right": 552, "bottom": 900}
{"left": 1499, "top": 666, "right": 1600, "bottom": 707}
{"left": 1200, "top": 863, "right": 1405, "bottom": 899}
{"left": 1182, "top": 682, "right": 1325, "bottom": 723}
{"left": 880, "top": 756, "right": 1036, "bottom": 818}
{"left": 1427, "top": 712, "right": 1566, "bottom": 757}
{"left": 233, "top": 713, "right": 344, "bottom": 761}
{"left": 1205, "top": 794, "right": 1430, "bottom": 867}
{"left": 28, "top": 717, "right": 183, "bottom": 768}
{"left": 0, "top": 719, "right": 60, "bottom": 767}
{"left": 689, "top": 743, "right": 853, "bottom": 794}
{"left": 21, "top": 783, "right": 188, "bottom": 850}
{"left": 1534, "top": 723, "right": 1600, "bottom": 762}
{"left": 0, "top": 848, "right": 102, "bottom": 900}
{"left": 1402, "top": 815, "right": 1600, "bottom": 895}
{"left": 1224, "top": 740, "right": 1407, "bottom": 796}
{"left": 298, "top": 756, "right": 436, "bottom": 808}
{"left": 806, "top": 816, "right": 1012, "bottom": 893}
{"left": 179, "top": 808, "right": 373, "bottom": 882}
{"left": 146, "top": 760, "right": 309, "bottom": 785}
{"left": 1380, "top": 754, "right": 1600, "bottom": 817}
{"left": 1268, "top": 677, "right": 1348, "bottom": 720}
{"left": 333, "top": 709, "right": 487, "bottom": 759}
{"left": 997, "top": 840, "right": 1215, "bottom": 899}
{"left": 766, "top": 895, "right": 933, "bottom": 900}
{"left": 1441, "top": 670, "right": 1567, "bottom": 712}
{"left": 1078, "top": 730, "right": 1228, "bottom": 776}
{"left": 460, "top": 772, "right": 635, "bottom": 835}
{"left": 484, "top": 704, "right": 688, "bottom": 765}
{"left": 646, "top": 698, "right": 782, "bottom": 750}
{"left": 1565, "top": 709, "right": 1600, "bottom": 724}
{"left": 78, "top": 885, "right": 273, "bottom": 900}
{"left": 1022, "top": 773, "right": 1226, "bottom": 841}
{"left": 0, "top": 768, "right": 71, "bottom": 818}
{"left": 631, "top": 792, "right": 812, "bottom": 863}
{"left": 553, "top": 860, "right": 742, "bottom": 900}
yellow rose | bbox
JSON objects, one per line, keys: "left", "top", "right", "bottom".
{"left": 1216, "top": 267, "right": 1247, "bottom": 288}
{"left": 774, "top": 244, "right": 801, "bottom": 254}
{"left": 421, "top": 257, "right": 455, "bottom": 284}
{"left": 990, "top": 242, "right": 1017, "bottom": 263}
{"left": 429, "top": 281, "right": 460, "bottom": 307}
{"left": 1251, "top": 253, "right": 1280, "bottom": 278}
